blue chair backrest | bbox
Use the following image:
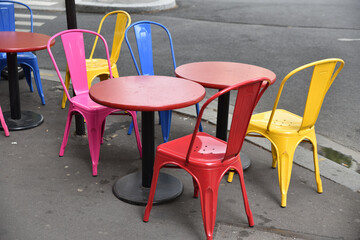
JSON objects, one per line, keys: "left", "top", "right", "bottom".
{"left": 0, "top": 2, "right": 15, "bottom": 31}
{"left": 125, "top": 21, "right": 176, "bottom": 76}
{"left": 0, "top": 1, "right": 33, "bottom": 32}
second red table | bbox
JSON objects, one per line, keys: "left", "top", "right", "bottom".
{"left": 175, "top": 61, "right": 276, "bottom": 169}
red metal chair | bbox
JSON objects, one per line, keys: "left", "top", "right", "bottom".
{"left": 0, "top": 106, "right": 9, "bottom": 136}
{"left": 143, "top": 77, "right": 271, "bottom": 240}
{"left": 47, "top": 29, "right": 142, "bottom": 176}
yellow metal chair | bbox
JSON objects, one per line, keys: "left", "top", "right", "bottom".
{"left": 61, "top": 10, "right": 131, "bottom": 108}
{"left": 227, "top": 58, "right": 344, "bottom": 207}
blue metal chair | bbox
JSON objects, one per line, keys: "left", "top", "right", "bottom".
{"left": 125, "top": 21, "right": 202, "bottom": 143}
{"left": 0, "top": 1, "right": 45, "bottom": 105}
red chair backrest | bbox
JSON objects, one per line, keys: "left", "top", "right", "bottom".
{"left": 186, "top": 77, "right": 271, "bottom": 164}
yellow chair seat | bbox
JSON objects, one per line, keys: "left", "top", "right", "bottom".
{"left": 250, "top": 109, "right": 303, "bottom": 135}
{"left": 86, "top": 59, "right": 114, "bottom": 71}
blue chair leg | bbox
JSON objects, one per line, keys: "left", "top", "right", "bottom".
{"left": 21, "top": 64, "right": 34, "bottom": 92}
{"left": 32, "top": 64, "right": 45, "bottom": 105}
{"left": 195, "top": 103, "right": 203, "bottom": 132}
{"left": 159, "top": 110, "right": 172, "bottom": 143}
{"left": 158, "top": 111, "right": 162, "bottom": 125}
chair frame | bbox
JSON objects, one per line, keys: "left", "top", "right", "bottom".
{"left": 144, "top": 77, "right": 271, "bottom": 240}
{"left": 0, "top": 106, "right": 9, "bottom": 136}
{"left": 47, "top": 29, "right": 142, "bottom": 176}
{"left": 125, "top": 20, "right": 202, "bottom": 143}
{"left": 244, "top": 58, "right": 345, "bottom": 207}
{"left": 61, "top": 10, "right": 131, "bottom": 108}
{"left": 0, "top": 0, "right": 45, "bottom": 104}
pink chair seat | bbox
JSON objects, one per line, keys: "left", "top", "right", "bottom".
{"left": 71, "top": 94, "right": 118, "bottom": 111}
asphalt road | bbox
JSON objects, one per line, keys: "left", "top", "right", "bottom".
{"left": 32, "top": 0, "right": 360, "bottom": 152}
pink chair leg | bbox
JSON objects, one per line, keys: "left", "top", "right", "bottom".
{"left": 0, "top": 107, "right": 9, "bottom": 137}
{"left": 129, "top": 111, "right": 142, "bottom": 158}
{"left": 59, "top": 108, "right": 74, "bottom": 156}
{"left": 86, "top": 114, "right": 104, "bottom": 177}
{"left": 233, "top": 161, "right": 254, "bottom": 226}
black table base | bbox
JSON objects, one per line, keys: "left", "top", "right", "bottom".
{"left": 3, "top": 110, "right": 43, "bottom": 130}
{"left": 113, "top": 171, "right": 183, "bottom": 206}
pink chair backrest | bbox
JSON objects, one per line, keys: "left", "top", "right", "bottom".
{"left": 186, "top": 77, "right": 271, "bottom": 164}
{"left": 47, "top": 29, "right": 113, "bottom": 101}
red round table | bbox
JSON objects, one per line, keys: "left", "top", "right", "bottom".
{"left": 90, "top": 75, "right": 206, "bottom": 205}
{"left": 175, "top": 61, "right": 276, "bottom": 169}
{"left": 0, "top": 32, "right": 55, "bottom": 130}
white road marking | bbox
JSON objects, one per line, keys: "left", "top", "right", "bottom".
{"left": 337, "top": 38, "right": 360, "bottom": 41}
{"left": 15, "top": 13, "right": 57, "bottom": 20}
{"left": 15, "top": 1, "right": 57, "bottom": 6}
{"left": 16, "top": 21, "right": 44, "bottom": 27}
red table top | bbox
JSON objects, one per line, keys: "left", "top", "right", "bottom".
{"left": 0, "top": 32, "right": 55, "bottom": 52}
{"left": 175, "top": 61, "right": 276, "bottom": 89}
{"left": 89, "top": 75, "right": 206, "bottom": 111}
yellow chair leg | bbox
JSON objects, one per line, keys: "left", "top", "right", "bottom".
{"left": 311, "top": 139, "right": 323, "bottom": 193}
{"left": 61, "top": 68, "right": 71, "bottom": 109}
{"left": 112, "top": 66, "right": 119, "bottom": 78}
{"left": 271, "top": 144, "right": 277, "bottom": 169}
{"left": 277, "top": 145, "right": 295, "bottom": 208}
{"left": 227, "top": 170, "right": 235, "bottom": 183}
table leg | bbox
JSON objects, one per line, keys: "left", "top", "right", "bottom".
{"left": 216, "top": 91, "right": 251, "bottom": 170}
{"left": 2, "top": 53, "right": 43, "bottom": 131}
{"left": 113, "top": 111, "right": 183, "bottom": 205}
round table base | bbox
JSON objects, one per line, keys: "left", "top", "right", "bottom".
{"left": 240, "top": 152, "right": 251, "bottom": 170}
{"left": 113, "top": 171, "right": 184, "bottom": 206}
{"left": 3, "top": 111, "right": 44, "bottom": 131}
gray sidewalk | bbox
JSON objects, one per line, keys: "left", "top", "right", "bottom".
{"left": 0, "top": 75, "right": 359, "bottom": 240}
{"left": 2, "top": 0, "right": 360, "bottom": 239}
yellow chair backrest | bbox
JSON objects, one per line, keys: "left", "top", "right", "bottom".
{"left": 89, "top": 10, "right": 131, "bottom": 64}
{"left": 267, "top": 58, "right": 344, "bottom": 133}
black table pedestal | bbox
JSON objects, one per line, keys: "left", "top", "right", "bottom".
{"left": 3, "top": 110, "right": 43, "bottom": 130}
{"left": 112, "top": 111, "right": 183, "bottom": 205}
{"left": 113, "top": 171, "right": 183, "bottom": 205}
{"left": 4, "top": 52, "right": 44, "bottom": 130}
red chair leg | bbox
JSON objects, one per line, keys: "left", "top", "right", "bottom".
{"left": 143, "top": 163, "right": 162, "bottom": 222}
{"left": 233, "top": 161, "right": 254, "bottom": 226}
{"left": 196, "top": 171, "right": 222, "bottom": 240}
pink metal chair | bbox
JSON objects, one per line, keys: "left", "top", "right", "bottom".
{"left": 144, "top": 77, "right": 271, "bottom": 240}
{"left": 47, "top": 29, "right": 142, "bottom": 176}
{"left": 0, "top": 106, "right": 9, "bottom": 136}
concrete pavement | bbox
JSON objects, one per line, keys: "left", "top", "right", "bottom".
{"left": 0, "top": 76, "right": 359, "bottom": 240}
{"left": 1, "top": 0, "right": 359, "bottom": 239}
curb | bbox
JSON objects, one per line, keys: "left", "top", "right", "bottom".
{"left": 75, "top": 0, "right": 177, "bottom": 13}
